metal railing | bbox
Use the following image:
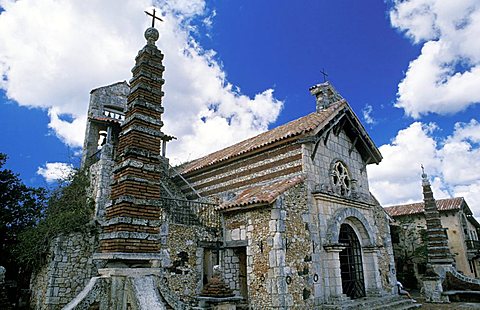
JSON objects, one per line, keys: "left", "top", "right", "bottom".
{"left": 161, "top": 197, "right": 220, "bottom": 231}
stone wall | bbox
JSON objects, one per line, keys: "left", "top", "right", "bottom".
{"left": 372, "top": 202, "right": 397, "bottom": 293}
{"left": 393, "top": 211, "right": 479, "bottom": 280}
{"left": 221, "top": 183, "right": 312, "bottom": 309}
{"left": 223, "top": 205, "right": 272, "bottom": 309}
{"left": 30, "top": 232, "right": 98, "bottom": 310}
{"left": 161, "top": 222, "right": 213, "bottom": 306}
{"left": 281, "top": 182, "right": 313, "bottom": 308}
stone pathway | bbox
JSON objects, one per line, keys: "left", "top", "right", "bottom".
{"left": 414, "top": 294, "right": 480, "bottom": 309}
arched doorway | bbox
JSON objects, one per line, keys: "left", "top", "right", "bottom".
{"left": 339, "top": 223, "right": 366, "bottom": 299}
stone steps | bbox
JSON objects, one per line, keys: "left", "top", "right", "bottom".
{"left": 342, "top": 295, "right": 420, "bottom": 310}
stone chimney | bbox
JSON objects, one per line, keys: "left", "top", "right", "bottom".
{"left": 309, "top": 82, "right": 343, "bottom": 112}
{"left": 96, "top": 26, "right": 166, "bottom": 266}
{"left": 422, "top": 168, "right": 454, "bottom": 265}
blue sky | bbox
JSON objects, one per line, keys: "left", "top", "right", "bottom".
{"left": 1, "top": 0, "right": 480, "bottom": 215}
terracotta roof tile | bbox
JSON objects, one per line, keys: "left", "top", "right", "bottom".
{"left": 217, "top": 174, "right": 305, "bottom": 211}
{"left": 385, "top": 197, "right": 464, "bottom": 217}
{"left": 181, "top": 100, "right": 346, "bottom": 175}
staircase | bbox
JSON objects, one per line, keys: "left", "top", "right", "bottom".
{"left": 324, "top": 295, "right": 421, "bottom": 310}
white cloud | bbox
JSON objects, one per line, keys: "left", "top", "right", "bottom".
{"left": 390, "top": 0, "right": 480, "bottom": 117}
{"left": 368, "top": 119, "right": 480, "bottom": 218}
{"left": 0, "top": 0, "right": 283, "bottom": 164}
{"left": 37, "top": 162, "right": 74, "bottom": 183}
{"left": 361, "top": 104, "right": 375, "bottom": 125}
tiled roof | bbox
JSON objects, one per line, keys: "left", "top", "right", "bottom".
{"left": 181, "top": 100, "right": 346, "bottom": 174}
{"left": 385, "top": 197, "right": 465, "bottom": 217}
{"left": 217, "top": 175, "right": 305, "bottom": 211}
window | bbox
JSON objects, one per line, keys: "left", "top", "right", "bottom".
{"left": 331, "top": 161, "right": 351, "bottom": 196}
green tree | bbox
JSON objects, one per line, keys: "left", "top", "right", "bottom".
{"left": 0, "top": 153, "right": 47, "bottom": 307}
{"left": 15, "top": 166, "right": 94, "bottom": 271}
{"left": 0, "top": 153, "right": 47, "bottom": 268}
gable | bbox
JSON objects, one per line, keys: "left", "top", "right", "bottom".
{"left": 305, "top": 104, "right": 382, "bottom": 165}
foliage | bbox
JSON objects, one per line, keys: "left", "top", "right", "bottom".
{"left": 0, "top": 153, "right": 47, "bottom": 268}
{"left": 15, "top": 165, "right": 94, "bottom": 271}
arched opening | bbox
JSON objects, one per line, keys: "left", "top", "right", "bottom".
{"left": 339, "top": 223, "right": 365, "bottom": 299}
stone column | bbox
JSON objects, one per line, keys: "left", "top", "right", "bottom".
{"left": 323, "top": 244, "right": 348, "bottom": 303}
{"left": 362, "top": 246, "right": 382, "bottom": 296}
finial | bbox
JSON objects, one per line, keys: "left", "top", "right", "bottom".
{"left": 320, "top": 68, "right": 329, "bottom": 83}
{"left": 144, "top": 8, "right": 163, "bottom": 45}
{"left": 145, "top": 8, "right": 163, "bottom": 28}
{"left": 421, "top": 164, "right": 430, "bottom": 185}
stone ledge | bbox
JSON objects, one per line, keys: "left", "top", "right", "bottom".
{"left": 115, "top": 175, "right": 160, "bottom": 186}
{"left": 99, "top": 231, "right": 160, "bottom": 241}
{"left": 113, "top": 159, "right": 164, "bottom": 174}
{"left": 93, "top": 252, "right": 162, "bottom": 261}
{"left": 103, "top": 216, "right": 161, "bottom": 227}
{"left": 123, "top": 113, "right": 163, "bottom": 127}
{"left": 97, "top": 267, "right": 162, "bottom": 277}
{"left": 122, "top": 124, "right": 165, "bottom": 138}
{"left": 108, "top": 195, "right": 163, "bottom": 207}
{"left": 127, "top": 99, "right": 164, "bottom": 113}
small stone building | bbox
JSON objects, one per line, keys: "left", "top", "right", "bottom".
{"left": 386, "top": 197, "right": 480, "bottom": 288}
{"left": 29, "top": 24, "right": 407, "bottom": 309}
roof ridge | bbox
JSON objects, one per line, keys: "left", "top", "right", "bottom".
{"left": 181, "top": 100, "right": 346, "bottom": 174}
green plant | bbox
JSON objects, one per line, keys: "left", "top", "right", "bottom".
{"left": 15, "top": 168, "right": 94, "bottom": 271}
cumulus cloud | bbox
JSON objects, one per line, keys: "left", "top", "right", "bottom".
{"left": 390, "top": 0, "right": 480, "bottom": 117}
{"left": 37, "top": 162, "right": 74, "bottom": 183}
{"left": 368, "top": 119, "right": 480, "bottom": 217}
{"left": 0, "top": 0, "right": 283, "bottom": 167}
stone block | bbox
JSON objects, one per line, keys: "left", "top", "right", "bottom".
{"left": 269, "top": 251, "right": 277, "bottom": 267}
{"left": 231, "top": 229, "right": 240, "bottom": 241}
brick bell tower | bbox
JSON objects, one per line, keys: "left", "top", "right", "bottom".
{"left": 422, "top": 167, "right": 454, "bottom": 266}
{"left": 95, "top": 21, "right": 167, "bottom": 266}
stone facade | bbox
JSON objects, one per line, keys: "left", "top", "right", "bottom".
{"left": 386, "top": 197, "right": 480, "bottom": 288}
{"left": 29, "top": 24, "right": 403, "bottom": 309}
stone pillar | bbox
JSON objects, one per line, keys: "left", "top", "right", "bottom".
{"left": 362, "top": 246, "right": 383, "bottom": 296}
{"left": 323, "top": 244, "right": 347, "bottom": 302}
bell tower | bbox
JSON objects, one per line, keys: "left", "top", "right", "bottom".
{"left": 95, "top": 18, "right": 167, "bottom": 265}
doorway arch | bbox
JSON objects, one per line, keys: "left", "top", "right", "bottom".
{"left": 339, "top": 223, "right": 366, "bottom": 299}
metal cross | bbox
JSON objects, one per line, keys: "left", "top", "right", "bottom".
{"left": 320, "top": 68, "right": 329, "bottom": 82}
{"left": 421, "top": 164, "right": 425, "bottom": 174}
{"left": 145, "top": 8, "right": 163, "bottom": 28}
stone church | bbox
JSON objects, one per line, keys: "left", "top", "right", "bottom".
{"left": 29, "top": 23, "right": 418, "bottom": 309}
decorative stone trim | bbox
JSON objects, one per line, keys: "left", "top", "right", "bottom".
{"left": 323, "top": 243, "right": 347, "bottom": 252}
{"left": 123, "top": 113, "right": 163, "bottom": 127}
{"left": 92, "top": 252, "right": 163, "bottom": 261}
{"left": 115, "top": 175, "right": 160, "bottom": 186}
{"left": 99, "top": 231, "right": 160, "bottom": 241}
{"left": 119, "top": 146, "right": 161, "bottom": 160}
{"left": 109, "top": 195, "right": 163, "bottom": 207}
{"left": 102, "top": 216, "right": 161, "bottom": 227}
{"left": 113, "top": 159, "right": 164, "bottom": 173}
{"left": 122, "top": 124, "right": 165, "bottom": 137}
{"left": 127, "top": 99, "right": 165, "bottom": 113}
{"left": 325, "top": 207, "right": 376, "bottom": 246}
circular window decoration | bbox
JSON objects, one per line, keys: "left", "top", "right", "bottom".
{"left": 331, "top": 161, "right": 351, "bottom": 196}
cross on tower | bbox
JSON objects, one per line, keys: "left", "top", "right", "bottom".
{"left": 145, "top": 8, "right": 163, "bottom": 28}
{"left": 320, "top": 68, "right": 329, "bottom": 82}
